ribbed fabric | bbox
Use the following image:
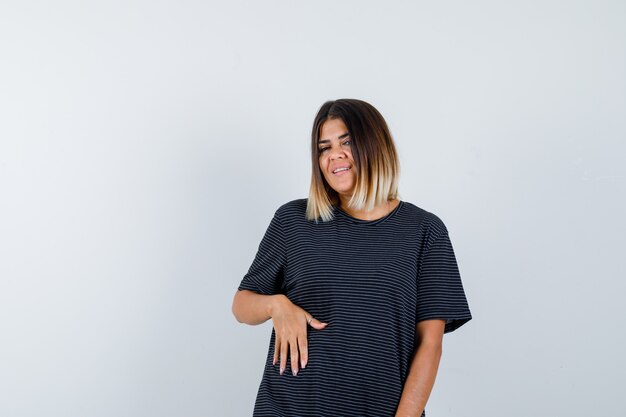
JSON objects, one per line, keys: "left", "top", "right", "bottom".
{"left": 238, "top": 198, "right": 472, "bottom": 417}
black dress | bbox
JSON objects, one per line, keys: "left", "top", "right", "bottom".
{"left": 238, "top": 198, "right": 472, "bottom": 417}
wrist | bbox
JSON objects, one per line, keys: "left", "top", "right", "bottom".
{"left": 267, "top": 294, "right": 287, "bottom": 318}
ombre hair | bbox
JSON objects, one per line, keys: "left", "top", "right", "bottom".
{"left": 306, "top": 99, "right": 401, "bottom": 222}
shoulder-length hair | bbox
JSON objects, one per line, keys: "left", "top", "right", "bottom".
{"left": 306, "top": 98, "right": 401, "bottom": 222}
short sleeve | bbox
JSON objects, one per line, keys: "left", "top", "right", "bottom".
{"left": 237, "top": 210, "right": 286, "bottom": 295}
{"left": 416, "top": 230, "right": 472, "bottom": 334}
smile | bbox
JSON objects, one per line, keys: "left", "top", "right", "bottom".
{"left": 333, "top": 167, "right": 351, "bottom": 175}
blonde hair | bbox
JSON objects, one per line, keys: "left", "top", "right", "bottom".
{"left": 306, "top": 99, "right": 401, "bottom": 222}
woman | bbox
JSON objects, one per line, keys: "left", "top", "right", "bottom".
{"left": 232, "top": 98, "right": 472, "bottom": 417}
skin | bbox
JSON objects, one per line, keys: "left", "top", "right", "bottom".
{"left": 317, "top": 118, "right": 401, "bottom": 220}
{"left": 232, "top": 118, "right": 445, "bottom": 416}
{"left": 395, "top": 319, "right": 445, "bottom": 417}
{"left": 231, "top": 291, "right": 327, "bottom": 375}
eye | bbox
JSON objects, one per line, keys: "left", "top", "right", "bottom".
{"left": 319, "top": 147, "right": 329, "bottom": 153}
{"left": 343, "top": 140, "right": 351, "bottom": 146}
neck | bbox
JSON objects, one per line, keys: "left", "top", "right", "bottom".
{"left": 338, "top": 198, "right": 399, "bottom": 221}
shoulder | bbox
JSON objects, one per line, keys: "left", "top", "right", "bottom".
{"left": 273, "top": 198, "right": 308, "bottom": 220}
{"left": 401, "top": 200, "right": 449, "bottom": 238}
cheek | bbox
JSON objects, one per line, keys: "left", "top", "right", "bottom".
{"left": 318, "top": 159, "right": 326, "bottom": 175}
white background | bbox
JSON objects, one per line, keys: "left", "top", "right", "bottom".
{"left": 1, "top": 1, "right": 624, "bottom": 416}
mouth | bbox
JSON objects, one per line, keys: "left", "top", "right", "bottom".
{"left": 332, "top": 167, "right": 351, "bottom": 176}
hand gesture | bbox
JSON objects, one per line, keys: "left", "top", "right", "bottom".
{"left": 269, "top": 294, "right": 328, "bottom": 376}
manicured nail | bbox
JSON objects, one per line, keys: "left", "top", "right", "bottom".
{"left": 280, "top": 367, "right": 284, "bottom": 375}
{"left": 292, "top": 369, "right": 298, "bottom": 376}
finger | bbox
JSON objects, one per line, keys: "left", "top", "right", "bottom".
{"left": 290, "top": 337, "right": 299, "bottom": 376}
{"left": 280, "top": 338, "right": 288, "bottom": 375}
{"left": 273, "top": 337, "right": 279, "bottom": 366}
{"left": 308, "top": 316, "right": 329, "bottom": 330}
{"left": 298, "top": 333, "right": 308, "bottom": 369}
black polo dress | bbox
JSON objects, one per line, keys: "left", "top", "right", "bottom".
{"left": 238, "top": 198, "right": 472, "bottom": 417}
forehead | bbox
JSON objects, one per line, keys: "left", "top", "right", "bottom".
{"left": 319, "top": 118, "right": 348, "bottom": 142}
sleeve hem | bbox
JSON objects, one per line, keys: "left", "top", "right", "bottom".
{"left": 416, "top": 312, "right": 472, "bottom": 334}
{"left": 237, "top": 283, "right": 268, "bottom": 295}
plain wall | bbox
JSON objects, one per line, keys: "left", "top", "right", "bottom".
{"left": 1, "top": 1, "right": 624, "bottom": 416}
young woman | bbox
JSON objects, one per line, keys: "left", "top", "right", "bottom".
{"left": 232, "top": 98, "right": 472, "bottom": 417}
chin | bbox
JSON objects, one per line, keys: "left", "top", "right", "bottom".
{"left": 331, "top": 184, "right": 355, "bottom": 194}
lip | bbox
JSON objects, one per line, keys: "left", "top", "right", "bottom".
{"left": 331, "top": 164, "right": 351, "bottom": 174}
{"left": 332, "top": 166, "right": 351, "bottom": 176}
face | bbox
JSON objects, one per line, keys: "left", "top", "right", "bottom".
{"left": 318, "top": 118, "right": 356, "bottom": 199}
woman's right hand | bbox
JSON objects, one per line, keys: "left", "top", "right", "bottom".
{"left": 269, "top": 294, "right": 328, "bottom": 376}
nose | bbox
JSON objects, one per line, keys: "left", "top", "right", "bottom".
{"left": 329, "top": 144, "right": 348, "bottom": 160}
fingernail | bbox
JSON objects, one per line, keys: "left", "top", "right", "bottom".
{"left": 301, "top": 360, "right": 306, "bottom": 369}
{"left": 292, "top": 369, "right": 298, "bottom": 376}
{"left": 280, "top": 367, "right": 284, "bottom": 375}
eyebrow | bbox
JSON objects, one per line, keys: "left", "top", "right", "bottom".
{"left": 318, "top": 132, "right": 350, "bottom": 145}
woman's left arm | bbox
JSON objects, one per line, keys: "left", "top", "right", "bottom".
{"left": 394, "top": 319, "right": 445, "bottom": 417}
